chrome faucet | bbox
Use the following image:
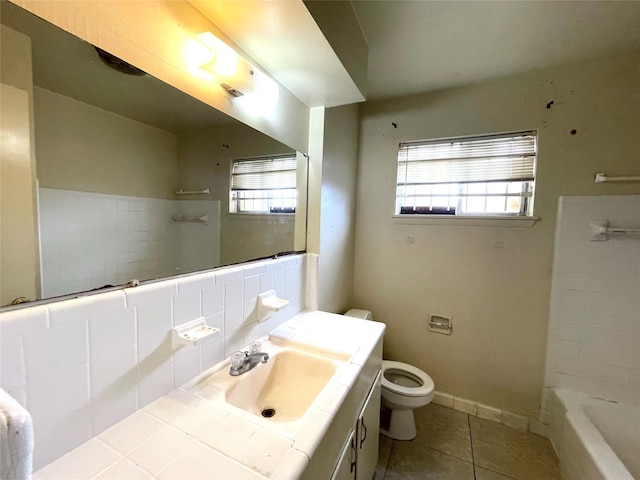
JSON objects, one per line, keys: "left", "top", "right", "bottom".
{"left": 229, "top": 344, "right": 269, "bottom": 376}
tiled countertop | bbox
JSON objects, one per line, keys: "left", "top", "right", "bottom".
{"left": 33, "top": 311, "right": 385, "bottom": 480}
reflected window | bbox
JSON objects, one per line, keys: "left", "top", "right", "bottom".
{"left": 230, "top": 154, "right": 297, "bottom": 214}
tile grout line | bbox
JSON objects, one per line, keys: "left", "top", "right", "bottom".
{"left": 411, "top": 440, "right": 475, "bottom": 466}
{"left": 377, "top": 437, "right": 393, "bottom": 480}
{"left": 384, "top": 439, "right": 394, "bottom": 480}
{"left": 468, "top": 414, "right": 477, "bottom": 480}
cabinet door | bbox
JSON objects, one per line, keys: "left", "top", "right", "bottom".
{"left": 356, "top": 370, "right": 382, "bottom": 480}
{"left": 330, "top": 429, "right": 357, "bottom": 480}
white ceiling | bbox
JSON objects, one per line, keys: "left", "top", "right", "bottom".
{"left": 5, "top": 0, "right": 639, "bottom": 119}
{"left": 190, "top": 0, "right": 365, "bottom": 107}
{"left": 351, "top": 0, "right": 640, "bottom": 100}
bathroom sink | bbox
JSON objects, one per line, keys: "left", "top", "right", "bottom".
{"left": 185, "top": 342, "right": 350, "bottom": 426}
{"left": 226, "top": 348, "right": 341, "bottom": 422}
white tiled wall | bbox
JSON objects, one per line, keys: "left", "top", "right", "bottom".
{"left": 0, "top": 254, "right": 307, "bottom": 470}
{"left": 541, "top": 195, "right": 640, "bottom": 420}
{"left": 38, "top": 189, "right": 221, "bottom": 298}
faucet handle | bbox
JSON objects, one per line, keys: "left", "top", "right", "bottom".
{"left": 230, "top": 351, "right": 245, "bottom": 369}
{"left": 250, "top": 341, "right": 262, "bottom": 354}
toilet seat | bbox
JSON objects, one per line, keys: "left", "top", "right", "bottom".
{"left": 381, "top": 360, "right": 434, "bottom": 397}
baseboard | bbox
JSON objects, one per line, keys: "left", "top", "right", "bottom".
{"left": 431, "top": 390, "right": 548, "bottom": 437}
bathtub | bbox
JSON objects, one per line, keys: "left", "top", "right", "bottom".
{"left": 549, "top": 389, "right": 640, "bottom": 480}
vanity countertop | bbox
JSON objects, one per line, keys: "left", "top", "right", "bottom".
{"left": 32, "top": 311, "right": 385, "bottom": 480}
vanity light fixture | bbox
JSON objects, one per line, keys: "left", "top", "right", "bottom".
{"left": 184, "top": 31, "right": 256, "bottom": 97}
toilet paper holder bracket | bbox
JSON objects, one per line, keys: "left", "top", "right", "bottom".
{"left": 428, "top": 314, "right": 452, "bottom": 335}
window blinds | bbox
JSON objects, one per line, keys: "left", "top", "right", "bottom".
{"left": 397, "top": 132, "right": 536, "bottom": 186}
{"left": 231, "top": 155, "right": 297, "bottom": 190}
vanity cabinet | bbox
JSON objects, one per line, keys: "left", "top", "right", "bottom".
{"left": 330, "top": 430, "right": 356, "bottom": 480}
{"left": 355, "top": 371, "right": 381, "bottom": 480}
{"left": 330, "top": 371, "right": 381, "bottom": 480}
{"left": 329, "top": 371, "right": 381, "bottom": 480}
{"left": 302, "top": 336, "right": 383, "bottom": 480}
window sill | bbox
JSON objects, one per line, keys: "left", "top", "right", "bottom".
{"left": 392, "top": 215, "right": 539, "bottom": 228}
{"left": 227, "top": 213, "right": 295, "bottom": 221}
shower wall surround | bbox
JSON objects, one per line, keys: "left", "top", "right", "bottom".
{"left": 541, "top": 195, "right": 640, "bottom": 423}
{"left": 39, "top": 188, "right": 221, "bottom": 297}
{"left": 0, "top": 254, "right": 307, "bottom": 470}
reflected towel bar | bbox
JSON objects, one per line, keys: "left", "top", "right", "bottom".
{"left": 172, "top": 214, "right": 208, "bottom": 224}
{"left": 176, "top": 188, "right": 210, "bottom": 195}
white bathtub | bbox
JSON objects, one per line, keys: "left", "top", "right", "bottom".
{"left": 550, "top": 389, "right": 640, "bottom": 480}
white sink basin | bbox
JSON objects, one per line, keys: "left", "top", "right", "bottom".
{"left": 226, "top": 348, "right": 340, "bottom": 422}
{"left": 185, "top": 341, "right": 350, "bottom": 427}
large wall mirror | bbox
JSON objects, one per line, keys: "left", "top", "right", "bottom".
{"left": 0, "top": 1, "right": 307, "bottom": 307}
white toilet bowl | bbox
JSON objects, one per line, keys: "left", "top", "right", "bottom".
{"left": 380, "top": 360, "right": 434, "bottom": 440}
{"left": 344, "top": 309, "right": 435, "bottom": 441}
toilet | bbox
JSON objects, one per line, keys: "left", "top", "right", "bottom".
{"left": 345, "top": 309, "right": 435, "bottom": 441}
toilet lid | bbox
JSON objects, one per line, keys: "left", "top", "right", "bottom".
{"left": 381, "top": 360, "right": 434, "bottom": 397}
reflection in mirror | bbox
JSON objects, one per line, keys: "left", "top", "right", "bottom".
{"left": 0, "top": 2, "right": 306, "bottom": 307}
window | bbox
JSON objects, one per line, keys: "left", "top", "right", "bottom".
{"left": 396, "top": 131, "right": 537, "bottom": 217}
{"left": 230, "top": 154, "right": 297, "bottom": 214}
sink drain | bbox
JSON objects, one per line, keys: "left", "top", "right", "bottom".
{"left": 261, "top": 408, "right": 276, "bottom": 418}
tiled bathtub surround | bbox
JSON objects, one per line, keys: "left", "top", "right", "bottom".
{"left": 38, "top": 188, "right": 221, "bottom": 298}
{"left": 541, "top": 195, "right": 640, "bottom": 421}
{"left": 0, "top": 254, "right": 307, "bottom": 470}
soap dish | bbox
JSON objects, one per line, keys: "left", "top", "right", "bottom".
{"left": 172, "top": 317, "right": 220, "bottom": 349}
{"left": 257, "top": 290, "right": 289, "bottom": 323}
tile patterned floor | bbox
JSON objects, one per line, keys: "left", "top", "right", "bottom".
{"left": 375, "top": 404, "right": 561, "bottom": 480}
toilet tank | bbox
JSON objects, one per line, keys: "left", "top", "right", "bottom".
{"left": 344, "top": 309, "right": 373, "bottom": 320}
